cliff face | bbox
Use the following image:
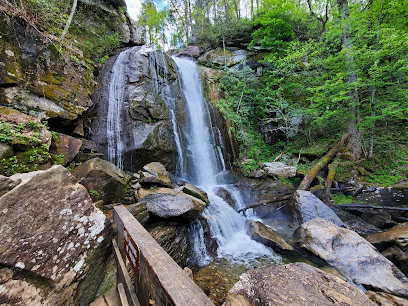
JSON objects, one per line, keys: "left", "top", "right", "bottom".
{"left": 0, "top": 0, "right": 142, "bottom": 124}
{"left": 0, "top": 0, "right": 143, "bottom": 176}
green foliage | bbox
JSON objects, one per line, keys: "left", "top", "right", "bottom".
{"left": 332, "top": 193, "right": 355, "bottom": 204}
{"left": 88, "top": 189, "right": 100, "bottom": 196}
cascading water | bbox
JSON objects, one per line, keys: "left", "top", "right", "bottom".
{"left": 106, "top": 49, "right": 133, "bottom": 169}
{"left": 173, "top": 57, "right": 281, "bottom": 266}
{"left": 149, "top": 51, "right": 185, "bottom": 175}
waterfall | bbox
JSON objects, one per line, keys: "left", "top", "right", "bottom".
{"left": 149, "top": 51, "right": 185, "bottom": 176}
{"left": 106, "top": 49, "right": 132, "bottom": 169}
{"left": 173, "top": 57, "right": 280, "bottom": 266}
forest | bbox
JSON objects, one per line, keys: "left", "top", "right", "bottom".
{"left": 139, "top": 0, "right": 408, "bottom": 186}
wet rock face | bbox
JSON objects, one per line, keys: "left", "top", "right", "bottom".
{"left": 293, "top": 218, "right": 408, "bottom": 297}
{"left": 289, "top": 190, "right": 344, "bottom": 226}
{"left": 86, "top": 47, "right": 180, "bottom": 172}
{"left": 223, "top": 263, "right": 375, "bottom": 306}
{"left": 0, "top": 166, "right": 109, "bottom": 305}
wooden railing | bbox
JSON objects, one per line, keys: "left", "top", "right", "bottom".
{"left": 113, "top": 205, "right": 214, "bottom": 306}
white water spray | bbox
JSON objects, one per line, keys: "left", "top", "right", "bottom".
{"left": 173, "top": 57, "right": 280, "bottom": 265}
{"left": 107, "top": 49, "right": 132, "bottom": 169}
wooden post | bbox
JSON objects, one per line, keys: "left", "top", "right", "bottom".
{"left": 113, "top": 206, "right": 126, "bottom": 263}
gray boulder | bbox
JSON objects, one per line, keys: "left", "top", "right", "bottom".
{"left": 289, "top": 190, "right": 344, "bottom": 226}
{"left": 246, "top": 220, "right": 294, "bottom": 253}
{"left": 0, "top": 166, "right": 109, "bottom": 305}
{"left": 263, "top": 162, "right": 296, "bottom": 178}
{"left": 293, "top": 218, "right": 408, "bottom": 297}
{"left": 223, "top": 263, "right": 375, "bottom": 306}
{"left": 72, "top": 158, "right": 130, "bottom": 204}
{"left": 141, "top": 193, "right": 206, "bottom": 219}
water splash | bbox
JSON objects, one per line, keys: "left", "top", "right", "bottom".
{"left": 173, "top": 56, "right": 280, "bottom": 266}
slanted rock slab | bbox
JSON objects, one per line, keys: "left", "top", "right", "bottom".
{"left": 289, "top": 190, "right": 344, "bottom": 226}
{"left": 223, "top": 263, "right": 375, "bottom": 306}
{"left": 293, "top": 218, "right": 408, "bottom": 297}
{"left": 182, "top": 183, "right": 210, "bottom": 204}
{"left": 246, "top": 220, "right": 294, "bottom": 253}
{"left": 0, "top": 166, "right": 109, "bottom": 305}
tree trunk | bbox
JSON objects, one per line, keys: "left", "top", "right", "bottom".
{"left": 369, "top": 0, "right": 384, "bottom": 158}
{"left": 338, "top": 0, "right": 362, "bottom": 161}
{"left": 298, "top": 134, "right": 348, "bottom": 191}
{"left": 60, "top": 0, "right": 78, "bottom": 42}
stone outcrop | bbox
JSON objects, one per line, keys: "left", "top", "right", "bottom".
{"left": 223, "top": 263, "right": 375, "bottom": 306}
{"left": 289, "top": 190, "right": 344, "bottom": 226}
{"left": 367, "top": 223, "right": 408, "bottom": 276}
{"left": 0, "top": 166, "right": 110, "bottom": 305}
{"left": 198, "top": 49, "right": 247, "bottom": 67}
{"left": 293, "top": 218, "right": 408, "bottom": 297}
{"left": 246, "top": 220, "right": 293, "bottom": 253}
{"left": 72, "top": 158, "right": 130, "bottom": 204}
{"left": 263, "top": 162, "right": 296, "bottom": 178}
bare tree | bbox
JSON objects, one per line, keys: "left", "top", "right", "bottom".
{"left": 60, "top": 0, "right": 78, "bottom": 42}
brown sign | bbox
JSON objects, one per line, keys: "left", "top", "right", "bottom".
{"left": 124, "top": 227, "right": 140, "bottom": 282}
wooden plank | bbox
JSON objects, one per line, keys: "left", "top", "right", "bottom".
{"left": 89, "top": 296, "right": 107, "bottom": 306}
{"left": 113, "top": 205, "right": 214, "bottom": 306}
{"left": 117, "top": 283, "right": 130, "bottom": 306}
{"left": 104, "top": 287, "right": 121, "bottom": 306}
{"left": 114, "top": 207, "right": 126, "bottom": 263}
{"left": 113, "top": 239, "right": 140, "bottom": 306}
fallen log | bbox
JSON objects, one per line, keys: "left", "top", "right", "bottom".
{"left": 328, "top": 203, "right": 408, "bottom": 211}
{"left": 238, "top": 193, "right": 292, "bottom": 213}
{"left": 322, "top": 162, "right": 338, "bottom": 203}
{"left": 298, "top": 134, "right": 349, "bottom": 191}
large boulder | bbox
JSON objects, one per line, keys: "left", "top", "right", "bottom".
{"left": 246, "top": 220, "right": 294, "bottom": 253}
{"left": 72, "top": 158, "right": 130, "bottom": 204}
{"left": 141, "top": 193, "right": 206, "bottom": 219}
{"left": 223, "top": 263, "right": 375, "bottom": 306}
{"left": 289, "top": 190, "right": 344, "bottom": 226}
{"left": 292, "top": 218, "right": 408, "bottom": 297}
{"left": 263, "top": 162, "right": 296, "bottom": 178}
{"left": 140, "top": 162, "right": 172, "bottom": 188}
{"left": 367, "top": 223, "right": 408, "bottom": 276}
{"left": 0, "top": 166, "right": 109, "bottom": 305}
